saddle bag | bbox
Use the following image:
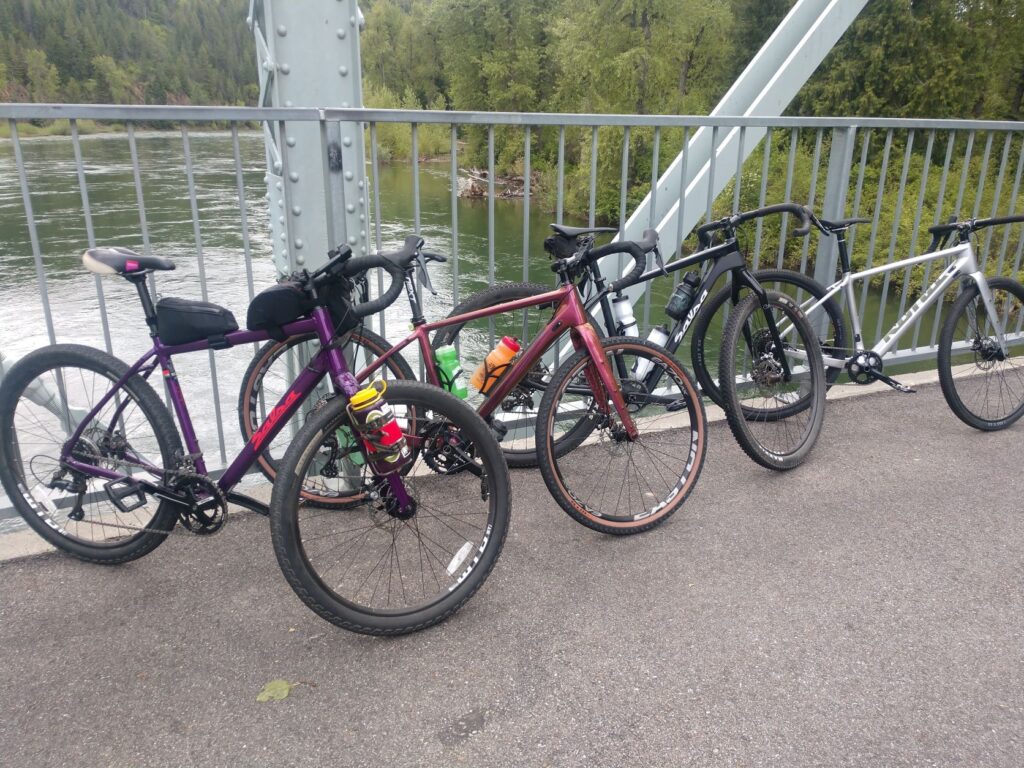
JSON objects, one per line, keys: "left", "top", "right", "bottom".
{"left": 543, "top": 233, "right": 579, "bottom": 260}
{"left": 246, "top": 279, "right": 358, "bottom": 341}
{"left": 156, "top": 297, "right": 239, "bottom": 346}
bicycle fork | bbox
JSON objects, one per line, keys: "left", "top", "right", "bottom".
{"left": 571, "top": 322, "right": 640, "bottom": 441}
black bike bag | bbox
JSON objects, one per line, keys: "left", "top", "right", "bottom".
{"left": 156, "top": 297, "right": 239, "bottom": 346}
{"left": 246, "top": 279, "right": 359, "bottom": 341}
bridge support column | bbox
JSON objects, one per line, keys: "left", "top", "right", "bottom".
{"left": 249, "top": 0, "right": 368, "bottom": 274}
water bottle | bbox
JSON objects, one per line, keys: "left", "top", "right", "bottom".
{"left": 665, "top": 272, "right": 702, "bottom": 321}
{"left": 434, "top": 344, "right": 468, "bottom": 399}
{"left": 633, "top": 324, "right": 669, "bottom": 379}
{"left": 346, "top": 380, "right": 411, "bottom": 475}
{"left": 611, "top": 294, "right": 639, "bottom": 336}
{"left": 469, "top": 336, "right": 521, "bottom": 393}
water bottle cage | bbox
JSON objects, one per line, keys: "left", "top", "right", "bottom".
{"left": 478, "top": 357, "right": 516, "bottom": 394}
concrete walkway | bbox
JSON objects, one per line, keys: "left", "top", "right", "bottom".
{"left": 1, "top": 384, "right": 1022, "bottom": 767}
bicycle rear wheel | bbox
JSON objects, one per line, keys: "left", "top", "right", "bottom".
{"left": 270, "top": 381, "right": 511, "bottom": 635}
{"left": 938, "top": 276, "right": 1024, "bottom": 430}
{"left": 0, "top": 344, "right": 181, "bottom": 563}
{"left": 718, "top": 291, "right": 826, "bottom": 471}
{"left": 536, "top": 337, "right": 707, "bottom": 535}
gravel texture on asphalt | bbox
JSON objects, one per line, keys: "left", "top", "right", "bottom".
{"left": 1, "top": 384, "right": 1022, "bottom": 767}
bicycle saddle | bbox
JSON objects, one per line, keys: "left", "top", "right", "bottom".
{"left": 549, "top": 224, "right": 618, "bottom": 238}
{"left": 818, "top": 217, "right": 869, "bottom": 233}
{"left": 83, "top": 247, "right": 175, "bottom": 275}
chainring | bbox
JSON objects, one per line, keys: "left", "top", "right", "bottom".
{"left": 169, "top": 473, "right": 229, "bottom": 535}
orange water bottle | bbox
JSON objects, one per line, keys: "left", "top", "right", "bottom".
{"left": 469, "top": 336, "right": 521, "bottom": 393}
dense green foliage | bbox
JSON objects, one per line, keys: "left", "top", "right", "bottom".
{"left": 4, "top": 0, "right": 1024, "bottom": 286}
{"left": 0, "top": 0, "right": 255, "bottom": 105}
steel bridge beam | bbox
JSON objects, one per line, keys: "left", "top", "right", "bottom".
{"left": 249, "top": 0, "right": 368, "bottom": 274}
{"left": 622, "top": 0, "right": 870, "bottom": 269}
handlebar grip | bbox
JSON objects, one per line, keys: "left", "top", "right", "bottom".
{"left": 337, "top": 255, "right": 405, "bottom": 319}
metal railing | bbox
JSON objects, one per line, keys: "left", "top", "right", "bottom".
{"left": 3, "top": 103, "right": 1024, "bottom": 481}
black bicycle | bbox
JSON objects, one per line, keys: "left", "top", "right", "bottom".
{"left": 435, "top": 203, "right": 835, "bottom": 471}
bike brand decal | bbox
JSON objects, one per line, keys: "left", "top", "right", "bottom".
{"left": 673, "top": 288, "right": 710, "bottom": 345}
{"left": 250, "top": 390, "right": 301, "bottom": 451}
{"left": 880, "top": 261, "right": 960, "bottom": 346}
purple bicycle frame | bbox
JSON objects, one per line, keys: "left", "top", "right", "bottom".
{"left": 58, "top": 305, "right": 407, "bottom": 500}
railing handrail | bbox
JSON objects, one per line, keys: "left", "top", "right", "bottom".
{"left": 2, "top": 102, "right": 1024, "bottom": 132}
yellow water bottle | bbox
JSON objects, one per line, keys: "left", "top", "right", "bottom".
{"left": 469, "top": 336, "right": 521, "bottom": 394}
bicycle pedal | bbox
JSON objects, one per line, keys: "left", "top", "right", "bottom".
{"left": 665, "top": 397, "right": 690, "bottom": 412}
{"left": 104, "top": 479, "right": 149, "bottom": 513}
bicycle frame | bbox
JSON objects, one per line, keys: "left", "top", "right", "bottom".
{"left": 798, "top": 241, "right": 1008, "bottom": 370}
{"left": 357, "top": 281, "right": 640, "bottom": 438}
{"left": 56, "top": 305, "right": 405, "bottom": 499}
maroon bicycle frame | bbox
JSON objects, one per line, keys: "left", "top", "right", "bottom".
{"left": 356, "top": 282, "right": 639, "bottom": 439}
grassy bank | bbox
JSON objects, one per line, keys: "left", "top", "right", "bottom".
{"left": 0, "top": 119, "right": 125, "bottom": 139}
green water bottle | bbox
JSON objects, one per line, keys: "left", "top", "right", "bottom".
{"left": 434, "top": 344, "right": 468, "bottom": 399}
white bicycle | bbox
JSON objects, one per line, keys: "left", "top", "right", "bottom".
{"left": 781, "top": 210, "right": 1024, "bottom": 430}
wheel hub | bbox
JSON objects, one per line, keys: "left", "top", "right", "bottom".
{"left": 973, "top": 336, "right": 1004, "bottom": 366}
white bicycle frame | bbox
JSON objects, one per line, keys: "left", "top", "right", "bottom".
{"left": 796, "top": 241, "right": 1010, "bottom": 370}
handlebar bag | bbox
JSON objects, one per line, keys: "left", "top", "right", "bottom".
{"left": 156, "top": 297, "right": 239, "bottom": 346}
{"left": 246, "top": 278, "right": 358, "bottom": 341}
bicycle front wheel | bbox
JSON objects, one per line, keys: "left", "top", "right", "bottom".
{"left": 536, "top": 337, "right": 707, "bottom": 535}
{"left": 718, "top": 291, "right": 826, "bottom": 471}
{"left": 691, "top": 268, "right": 847, "bottom": 409}
{"left": 0, "top": 344, "right": 182, "bottom": 563}
{"left": 270, "top": 381, "right": 511, "bottom": 635}
{"left": 938, "top": 276, "right": 1024, "bottom": 430}
{"left": 238, "top": 327, "right": 414, "bottom": 507}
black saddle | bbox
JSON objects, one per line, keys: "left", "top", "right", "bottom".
{"left": 83, "top": 247, "right": 175, "bottom": 276}
{"left": 549, "top": 224, "right": 618, "bottom": 238}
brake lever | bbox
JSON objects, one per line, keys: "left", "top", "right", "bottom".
{"left": 416, "top": 251, "right": 438, "bottom": 296}
{"left": 653, "top": 246, "right": 667, "bottom": 275}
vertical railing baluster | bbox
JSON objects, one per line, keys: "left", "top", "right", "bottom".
{"left": 556, "top": 126, "right": 566, "bottom": 226}
{"left": 860, "top": 130, "right": 894, "bottom": 314}
{"left": 487, "top": 125, "right": 496, "bottom": 346}
{"left": 874, "top": 130, "right": 915, "bottom": 344}
{"left": 799, "top": 129, "right": 824, "bottom": 276}
{"left": 846, "top": 130, "right": 872, "bottom": 260}
{"left": 898, "top": 130, "right": 935, "bottom": 350}
{"left": 705, "top": 126, "right": 719, "bottom": 225}
{"left": 752, "top": 129, "right": 772, "bottom": 270}
{"left": 71, "top": 119, "right": 113, "bottom": 354}
{"left": 233, "top": 125, "right": 256, "bottom": 304}
{"left": 10, "top": 120, "right": 56, "bottom": 346}
{"left": 182, "top": 126, "right": 227, "bottom": 466}
{"left": 369, "top": 123, "right": 386, "bottom": 339}
{"left": 522, "top": 126, "right": 532, "bottom": 288}
{"left": 971, "top": 131, "right": 994, "bottom": 222}
{"left": 589, "top": 127, "right": 599, "bottom": 228}
{"left": 642, "top": 126, "right": 660, "bottom": 332}
{"left": 732, "top": 127, "right": 745, "bottom": 215}
{"left": 994, "top": 134, "right": 1024, "bottom": 279}
{"left": 521, "top": 126, "right": 532, "bottom": 344}
{"left": 673, "top": 127, "right": 691, "bottom": 278}
{"left": 618, "top": 126, "right": 631, "bottom": 282}
{"left": 915, "top": 130, "right": 957, "bottom": 350}
{"left": 449, "top": 125, "right": 460, "bottom": 310}
{"left": 981, "top": 133, "right": 1013, "bottom": 271}
{"left": 777, "top": 128, "right": 799, "bottom": 269}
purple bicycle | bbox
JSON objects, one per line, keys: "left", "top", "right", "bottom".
{"left": 0, "top": 245, "right": 511, "bottom": 635}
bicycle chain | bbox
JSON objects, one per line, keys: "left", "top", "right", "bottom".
{"left": 61, "top": 447, "right": 228, "bottom": 537}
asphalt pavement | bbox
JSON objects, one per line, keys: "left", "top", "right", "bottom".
{"left": 1, "top": 383, "right": 1022, "bottom": 767}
